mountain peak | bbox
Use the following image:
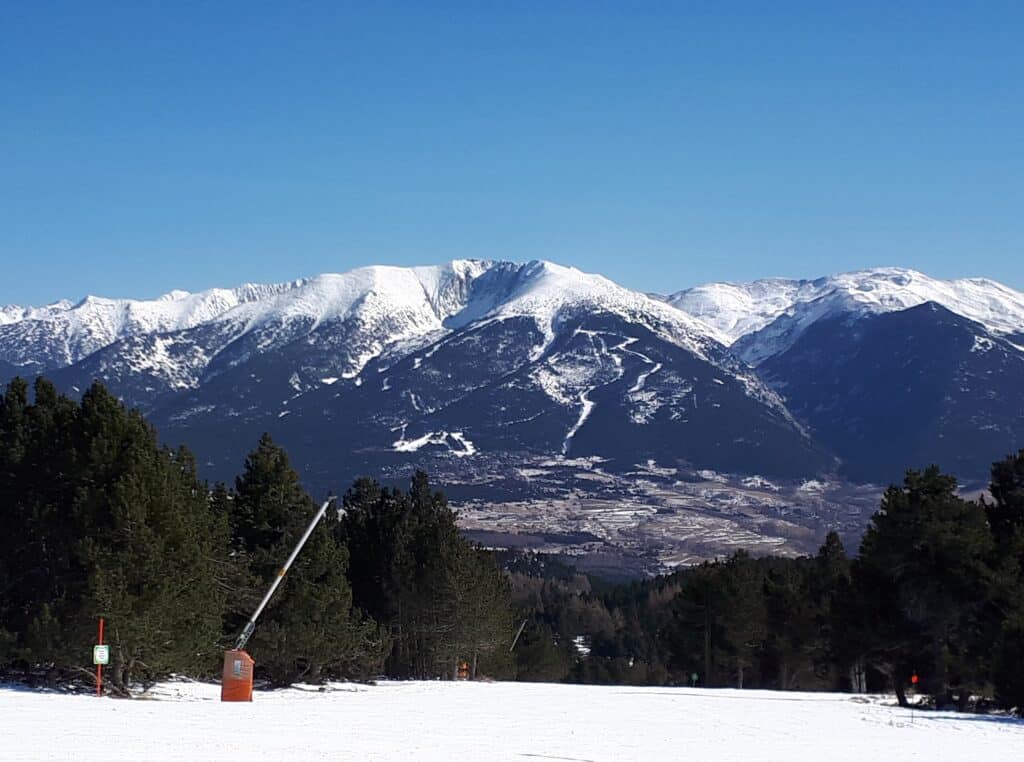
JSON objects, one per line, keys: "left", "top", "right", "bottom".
{"left": 158, "top": 289, "right": 193, "bottom": 302}
{"left": 665, "top": 266, "right": 1024, "bottom": 356}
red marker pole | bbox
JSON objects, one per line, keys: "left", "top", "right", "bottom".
{"left": 96, "top": 617, "right": 104, "bottom": 698}
{"left": 910, "top": 673, "right": 919, "bottom": 724}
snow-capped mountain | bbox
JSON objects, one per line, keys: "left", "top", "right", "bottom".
{"left": 0, "top": 261, "right": 493, "bottom": 383}
{"left": 664, "top": 267, "right": 1024, "bottom": 366}
{"left": 4, "top": 261, "right": 1022, "bottom": 491}
{"left": 664, "top": 268, "right": 1024, "bottom": 483}
{"left": 5, "top": 260, "right": 727, "bottom": 396}
{"left": 1, "top": 260, "right": 830, "bottom": 491}
{"left": 0, "top": 283, "right": 296, "bottom": 371}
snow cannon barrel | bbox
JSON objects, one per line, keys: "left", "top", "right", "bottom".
{"left": 221, "top": 650, "right": 255, "bottom": 702}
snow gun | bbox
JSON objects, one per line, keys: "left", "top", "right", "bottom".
{"left": 222, "top": 495, "right": 339, "bottom": 701}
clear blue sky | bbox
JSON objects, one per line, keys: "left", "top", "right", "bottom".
{"left": 2, "top": 1, "right": 1022, "bottom": 305}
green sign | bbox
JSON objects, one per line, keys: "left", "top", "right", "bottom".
{"left": 93, "top": 645, "right": 110, "bottom": 666}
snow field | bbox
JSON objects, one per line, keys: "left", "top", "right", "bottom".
{"left": 4, "top": 680, "right": 1023, "bottom": 762}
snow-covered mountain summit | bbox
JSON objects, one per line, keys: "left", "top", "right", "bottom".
{"left": 0, "top": 281, "right": 300, "bottom": 369}
{"left": 0, "top": 259, "right": 728, "bottom": 378}
{"left": 451, "top": 260, "right": 729, "bottom": 356}
{"left": 664, "top": 267, "right": 1024, "bottom": 365}
{"left": 1, "top": 258, "right": 833, "bottom": 484}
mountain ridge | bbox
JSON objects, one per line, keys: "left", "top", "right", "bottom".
{"left": 1, "top": 259, "right": 732, "bottom": 378}
{"left": 2, "top": 259, "right": 1022, "bottom": 493}
{"left": 662, "top": 267, "right": 1024, "bottom": 366}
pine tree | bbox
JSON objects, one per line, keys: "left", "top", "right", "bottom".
{"left": 1, "top": 379, "right": 228, "bottom": 689}
{"left": 338, "top": 477, "right": 423, "bottom": 675}
{"left": 339, "top": 471, "right": 513, "bottom": 679}
{"left": 986, "top": 449, "right": 1024, "bottom": 543}
{"left": 0, "top": 378, "right": 86, "bottom": 669}
{"left": 811, "top": 532, "right": 855, "bottom": 690}
{"left": 764, "top": 559, "right": 816, "bottom": 689}
{"left": 0, "top": 378, "right": 30, "bottom": 665}
{"left": 77, "top": 442, "right": 227, "bottom": 691}
{"left": 449, "top": 546, "right": 514, "bottom": 679}
{"left": 71, "top": 385, "right": 229, "bottom": 690}
{"left": 229, "top": 434, "right": 383, "bottom": 684}
{"left": 668, "top": 562, "right": 725, "bottom": 687}
{"left": 719, "top": 551, "right": 767, "bottom": 689}
{"left": 854, "top": 467, "right": 995, "bottom": 708}
{"left": 985, "top": 450, "right": 1024, "bottom": 714}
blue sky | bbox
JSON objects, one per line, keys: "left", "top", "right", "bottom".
{"left": 2, "top": 2, "right": 1022, "bottom": 305}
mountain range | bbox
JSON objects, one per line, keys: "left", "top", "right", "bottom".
{"left": 2, "top": 260, "right": 1022, "bottom": 567}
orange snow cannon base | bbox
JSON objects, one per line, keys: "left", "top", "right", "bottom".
{"left": 221, "top": 650, "right": 255, "bottom": 702}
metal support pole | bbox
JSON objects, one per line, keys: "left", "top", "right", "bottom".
{"left": 234, "top": 496, "right": 337, "bottom": 651}
{"left": 96, "top": 617, "right": 104, "bottom": 698}
{"left": 509, "top": 619, "right": 528, "bottom": 652}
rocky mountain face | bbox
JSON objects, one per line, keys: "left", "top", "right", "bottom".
{"left": 666, "top": 268, "right": 1024, "bottom": 484}
{"left": 757, "top": 303, "right": 1024, "bottom": 483}
{"left": 210, "top": 308, "right": 832, "bottom": 490}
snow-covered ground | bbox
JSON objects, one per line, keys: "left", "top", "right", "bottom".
{"left": 4, "top": 680, "right": 1022, "bottom": 761}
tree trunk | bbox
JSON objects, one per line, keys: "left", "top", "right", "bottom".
{"left": 848, "top": 657, "right": 866, "bottom": 693}
{"left": 704, "top": 608, "right": 712, "bottom": 687}
{"left": 737, "top": 662, "right": 744, "bottom": 690}
{"left": 111, "top": 644, "right": 126, "bottom": 695}
{"left": 895, "top": 680, "right": 908, "bottom": 708}
{"left": 471, "top": 651, "right": 478, "bottom": 681}
{"left": 111, "top": 663, "right": 125, "bottom": 695}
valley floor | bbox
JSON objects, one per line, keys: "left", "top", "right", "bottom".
{"left": 4, "top": 680, "right": 1023, "bottom": 761}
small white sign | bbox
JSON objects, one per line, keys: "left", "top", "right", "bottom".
{"left": 93, "top": 645, "right": 110, "bottom": 666}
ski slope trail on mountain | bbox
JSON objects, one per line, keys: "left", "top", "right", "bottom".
{"left": 4, "top": 680, "right": 1022, "bottom": 761}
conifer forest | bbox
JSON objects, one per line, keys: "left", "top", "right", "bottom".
{"left": 1, "top": 377, "right": 1023, "bottom": 715}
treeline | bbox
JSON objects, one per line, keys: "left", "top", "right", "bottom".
{"left": 505, "top": 460, "right": 1024, "bottom": 714}
{"left": 3, "top": 376, "right": 1023, "bottom": 714}
{"left": 0, "top": 378, "right": 513, "bottom": 692}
